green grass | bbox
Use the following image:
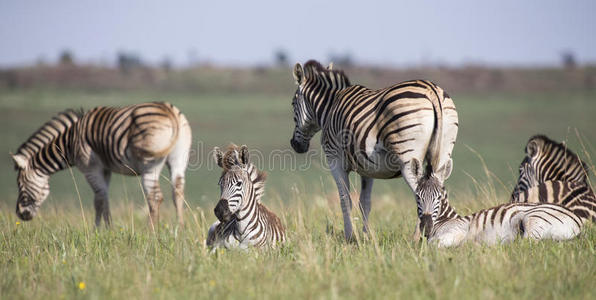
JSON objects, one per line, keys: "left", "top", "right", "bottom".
{"left": 0, "top": 87, "right": 595, "bottom": 299}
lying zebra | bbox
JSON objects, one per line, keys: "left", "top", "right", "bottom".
{"left": 11, "top": 102, "right": 192, "bottom": 227}
{"left": 511, "top": 134, "right": 596, "bottom": 223}
{"left": 206, "top": 145, "right": 286, "bottom": 250}
{"left": 417, "top": 175, "right": 582, "bottom": 248}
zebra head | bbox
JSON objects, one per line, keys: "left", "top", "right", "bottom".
{"left": 511, "top": 156, "right": 538, "bottom": 200}
{"left": 290, "top": 61, "right": 349, "bottom": 153}
{"left": 213, "top": 145, "right": 266, "bottom": 222}
{"left": 415, "top": 173, "right": 447, "bottom": 238}
{"left": 12, "top": 154, "right": 50, "bottom": 221}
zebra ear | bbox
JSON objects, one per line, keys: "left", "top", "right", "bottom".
{"left": 213, "top": 147, "right": 224, "bottom": 168}
{"left": 239, "top": 145, "right": 250, "bottom": 165}
{"left": 411, "top": 158, "right": 423, "bottom": 179}
{"left": 526, "top": 140, "right": 539, "bottom": 158}
{"left": 293, "top": 63, "right": 304, "bottom": 85}
{"left": 11, "top": 154, "right": 28, "bottom": 169}
{"left": 327, "top": 62, "right": 334, "bottom": 70}
{"left": 442, "top": 159, "right": 453, "bottom": 180}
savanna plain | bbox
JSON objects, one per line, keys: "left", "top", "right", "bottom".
{"left": 0, "top": 67, "right": 595, "bottom": 299}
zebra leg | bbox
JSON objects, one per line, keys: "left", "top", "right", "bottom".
{"left": 330, "top": 162, "right": 354, "bottom": 241}
{"left": 359, "top": 176, "right": 373, "bottom": 233}
{"left": 142, "top": 165, "right": 165, "bottom": 229}
{"left": 167, "top": 116, "right": 191, "bottom": 226}
{"left": 167, "top": 156, "right": 188, "bottom": 226}
{"left": 83, "top": 167, "right": 112, "bottom": 227}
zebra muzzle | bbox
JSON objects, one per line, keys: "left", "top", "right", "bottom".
{"left": 214, "top": 199, "right": 233, "bottom": 222}
{"left": 290, "top": 138, "right": 309, "bottom": 153}
{"left": 420, "top": 214, "right": 433, "bottom": 238}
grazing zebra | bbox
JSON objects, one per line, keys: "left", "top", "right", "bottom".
{"left": 11, "top": 102, "right": 192, "bottom": 227}
{"left": 512, "top": 180, "right": 596, "bottom": 222}
{"left": 290, "top": 60, "right": 458, "bottom": 240}
{"left": 511, "top": 134, "right": 589, "bottom": 198}
{"left": 206, "top": 145, "right": 286, "bottom": 250}
{"left": 417, "top": 176, "right": 582, "bottom": 248}
{"left": 510, "top": 134, "right": 595, "bottom": 222}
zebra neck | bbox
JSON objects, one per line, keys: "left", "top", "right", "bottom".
{"left": 305, "top": 82, "right": 346, "bottom": 129}
{"left": 235, "top": 190, "right": 261, "bottom": 236}
{"left": 30, "top": 128, "right": 76, "bottom": 175}
{"left": 436, "top": 201, "right": 461, "bottom": 223}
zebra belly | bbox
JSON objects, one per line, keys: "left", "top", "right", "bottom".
{"left": 469, "top": 223, "right": 519, "bottom": 245}
{"left": 351, "top": 146, "right": 402, "bottom": 179}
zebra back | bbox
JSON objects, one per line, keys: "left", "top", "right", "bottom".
{"left": 512, "top": 180, "right": 596, "bottom": 223}
{"left": 14, "top": 109, "right": 82, "bottom": 165}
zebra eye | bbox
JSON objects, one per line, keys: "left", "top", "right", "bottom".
{"left": 235, "top": 181, "right": 242, "bottom": 187}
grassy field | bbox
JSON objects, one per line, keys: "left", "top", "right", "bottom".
{"left": 0, "top": 86, "right": 595, "bottom": 299}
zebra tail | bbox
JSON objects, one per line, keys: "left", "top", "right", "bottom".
{"left": 425, "top": 81, "right": 444, "bottom": 173}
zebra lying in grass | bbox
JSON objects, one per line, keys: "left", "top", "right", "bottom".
{"left": 11, "top": 102, "right": 192, "bottom": 227}
{"left": 206, "top": 145, "right": 285, "bottom": 250}
{"left": 417, "top": 175, "right": 582, "bottom": 248}
{"left": 510, "top": 134, "right": 596, "bottom": 223}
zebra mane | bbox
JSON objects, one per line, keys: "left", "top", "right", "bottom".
{"left": 219, "top": 144, "right": 267, "bottom": 198}
{"left": 15, "top": 108, "right": 83, "bottom": 161}
{"left": 303, "top": 60, "right": 351, "bottom": 86}
{"left": 528, "top": 134, "right": 588, "bottom": 175}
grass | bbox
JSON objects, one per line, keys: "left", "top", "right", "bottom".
{"left": 0, "top": 86, "right": 595, "bottom": 299}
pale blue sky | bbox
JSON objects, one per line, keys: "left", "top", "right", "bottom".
{"left": 1, "top": 0, "right": 594, "bottom": 67}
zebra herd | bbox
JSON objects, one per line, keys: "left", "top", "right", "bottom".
{"left": 10, "top": 60, "right": 595, "bottom": 250}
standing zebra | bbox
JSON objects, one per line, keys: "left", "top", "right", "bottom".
{"left": 206, "top": 145, "right": 286, "bottom": 250}
{"left": 510, "top": 134, "right": 595, "bottom": 222}
{"left": 417, "top": 176, "right": 582, "bottom": 248}
{"left": 11, "top": 102, "right": 192, "bottom": 227}
{"left": 289, "top": 60, "right": 458, "bottom": 240}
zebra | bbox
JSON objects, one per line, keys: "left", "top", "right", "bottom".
{"left": 510, "top": 134, "right": 595, "bottom": 222}
{"left": 511, "top": 134, "right": 589, "bottom": 198}
{"left": 11, "top": 102, "right": 192, "bottom": 227}
{"left": 289, "top": 60, "right": 458, "bottom": 240}
{"left": 417, "top": 175, "right": 582, "bottom": 248}
{"left": 512, "top": 180, "right": 596, "bottom": 222}
{"left": 206, "top": 145, "right": 286, "bottom": 250}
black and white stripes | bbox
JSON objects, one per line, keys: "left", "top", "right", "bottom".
{"left": 511, "top": 135, "right": 596, "bottom": 223}
{"left": 289, "top": 60, "right": 458, "bottom": 240}
{"left": 207, "top": 145, "right": 286, "bottom": 250}
{"left": 12, "top": 102, "right": 192, "bottom": 227}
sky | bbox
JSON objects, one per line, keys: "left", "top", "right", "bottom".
{"left": 1, "top": 0, "right": 595, "bottom": 67}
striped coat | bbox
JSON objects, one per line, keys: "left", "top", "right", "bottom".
{"left": 206, "top": 145, "right": 286, "bottom": 250}
{"left": 511, "top": 135, "right": 596, "bottom": 223}
{"left": 427, "top": 193, "right": 582, "bottom": 248}
{"left": 12, "top": 102, "right": 192, "bottom": 227}
{"left": 290, "top": 60, "right": 458, "bottom": 240}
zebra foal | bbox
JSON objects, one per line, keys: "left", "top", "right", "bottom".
{"left": 511, "top": 134, "right": 596, "bottom": 223}
{"left": 206, "top": 145, "right": 286, "bottom": 250}
{"left": 417, "top": 176, "right": 582, "bottom": 248}
{"left": 11, "top": 102, "right": 192, "bottom": 227}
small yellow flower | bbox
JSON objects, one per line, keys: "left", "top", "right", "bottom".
{"left": 78, "top": 282, "right": 86, "bottom": 290}
{"left": 62, "top": 259, "right": 66, "bottom": 264}
{"left": 15, "top": 221, "right": 20, "bottom": 225}
{"left": 209, "top": 280, "right": 216, "bottom": 287}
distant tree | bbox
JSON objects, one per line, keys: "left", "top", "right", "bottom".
{"left": 274, "top": 49, "right": 289, "bottom": 67}
{"left": 59, "top": 50, "right": 74, "bottom": 65}
{"left": 561, "top": 51, "right": 576, "bottom": 69}
{"left": 117, "top": 52, "right": 143, "bottom": 74}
